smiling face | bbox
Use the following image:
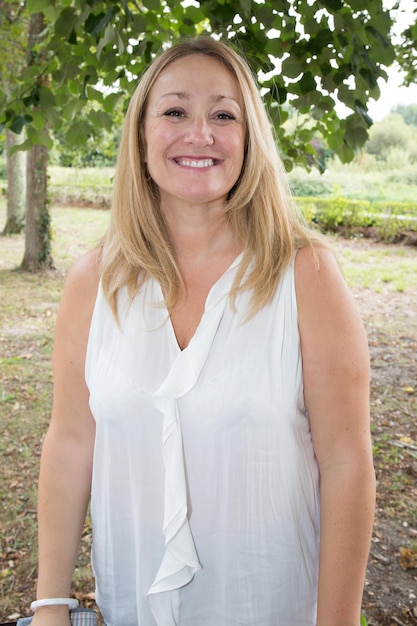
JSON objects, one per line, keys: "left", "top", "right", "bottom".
{"left": 144, "top": 54, "right": 246, "bottom": 213}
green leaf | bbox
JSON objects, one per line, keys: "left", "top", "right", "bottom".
{"left": 38, "top": 86, "right": 56, "bottom": 108}
{"left": 43, "top": 3, "right": 58, "bottom": 22}
{"left": 68, "top": 29, "right": 77, "bottom": 45}
{"left": 31, "top": 110, "right": 46, "bottom": 130}
{"left": 239, "top": 0, "right": 252, "bottom": 18}
{"left": 359, "top": 67, "right": 378, "bottom": 90}
{"left": 116, "top": 30, "right": 125, "bottom": 56}
{"left": 344, "top": 114, "right": 369, "bottom": 149}
{"left": 85, "top": 6, "right": 120, "bottom": 38}
{"left": 131, "top": 14, "right": 148, "bottom": 33}
{"left": 298, "top": 128, "right": 314, "bottom": 142}
{"left": 348, "top": 0, "right": 366, "bottom": 10}
{"left": 207, "top": 2, "right": 238, "bottom": 26}
{"left": 97, "top": 24, "right": 116, "bottom": 59}
{"left": 9, "top": 115, "right": 33, "bottom": 134}
{"left": 309, "top": 28, "right": 334, "bottom": 54}
{"left": 322, "top": 0, "right": 344, "bottom": 12}
{"left": 265, "top": 37, "right": 285, "bottom": 58}
{"left": 54, "top": 63, "right": 80, "bottom": 83}
{"left": 26, "top": 126, "right": 53, "bottom": 149}
{"left": 327, "top": 131, "right": 342, "bottom": 151}
{"left": 337, "top": 84, "right": 355, "bottom": 106}
{"left": 267, "top": 84, "right": 288, "bottom": 106}
{"left": 338, "top": 143, "right": 355, "bottom": 163}
{"left": 55, "top": 7, "right": 78, "bottom": 38}
{"left": 311, "top": 96, "right": 335, "bottom": 119}
{"left": 183, "top": 5, "right": 206, "bottom": 27}
{"left": 100, "top": 52, "right": 119, "bottom": 73}
{"left": 26, "top": 0, "right": 51, "bottom": 14}
{"left": 9, "top": 139, "right": 33, "bottom": 155}
{"left": 86, "top": 87, "right": 104, "bottom": 103}
{"left": 299, "top": 72, "right": 317, "bottom": 94}
{"left": 142, "top": 0, "right": 161, "bottom": 10}
{"left": 103, "top": 92, "right": 123, "bottom": 113}
{"left": 22, "top": 87, "right": 40, "bottom": 108}
{"left": 0, "top": 107, "right": 16, "bottom": 127}
{"left": 281, "top": 56, "right": 303, "bottom": 79}
{"left": 344, "top": 124, "right": 368, "bottom": 149}
{"left": 61, "top": 99, "right": 84, "bottom": 123}
{"left": 88, "top": 109, "right": 113, "bottom": 132}
{"left": 354, "top": 101, "right": 373, "bottom": 127}
{"left": 65, "top": 121, "right": 91, "bottom": 148}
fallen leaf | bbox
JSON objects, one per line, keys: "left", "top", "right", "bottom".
{"left": 399, "top": 546, "right": 417, "bottom": 570}
{"left": 399, "top": 436, "right": 412, "bottom": 444}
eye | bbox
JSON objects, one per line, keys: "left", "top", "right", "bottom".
{"left": 164, "top": 109, "right": 185, "bottom": 118}
{"left": 215, "top": 112, "right": 236, "bottom": 121}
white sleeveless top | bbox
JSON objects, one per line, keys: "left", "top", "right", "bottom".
{"left": 85, "top": 254, "right": 320, "bottom": 626}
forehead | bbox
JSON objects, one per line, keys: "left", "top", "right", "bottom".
{"left": 148, "top": 54, "right": 243, "bottom": 101}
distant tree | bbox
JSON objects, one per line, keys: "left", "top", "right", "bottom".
{"left": 365, "top": 114, "right": 417, "bottom": 162}
{"left": 392, "top": 103, "right": 417, "bottom": 127}
{"left": 0, "top": 0, "right": 27, "bottom": 235}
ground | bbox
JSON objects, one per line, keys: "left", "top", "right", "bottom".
{"left": 349, "top": 274, "right": 417, "bottom": 626}
{"left": 0, "top": 224, "right": 416, "bottom": 625}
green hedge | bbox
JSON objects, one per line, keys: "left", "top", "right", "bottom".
{"left": 297, "top": 196, "right": 417, "bottom": 243}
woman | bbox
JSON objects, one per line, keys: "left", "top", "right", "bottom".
{"left": 31, "top": 37, "right": 375, "bottom": 626}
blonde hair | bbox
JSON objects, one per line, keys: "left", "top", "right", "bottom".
{"left": 101, "top": 36, "right": 324, "bottom": 320}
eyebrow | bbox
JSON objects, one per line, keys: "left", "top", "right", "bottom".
{"left": 158, "top": 92, "right": 241, "bottom": 106}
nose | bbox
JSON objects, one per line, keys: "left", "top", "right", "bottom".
{"left": 185, "top": 116, "right": 214, "bottom": 146}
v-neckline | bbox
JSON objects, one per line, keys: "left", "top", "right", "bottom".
{"left": 158, "top": 252, "right": 243, "bottom": 354}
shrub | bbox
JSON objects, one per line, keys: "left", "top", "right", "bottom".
{"left": 288, "top": 175, "right": 330, "bottom": 197}
{"left": 296, "top": 196, "right": 417, "bottom": 243}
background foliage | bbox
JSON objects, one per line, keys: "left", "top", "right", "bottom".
{"left": 1, "top": 0, "right": 399, "bottom": 167}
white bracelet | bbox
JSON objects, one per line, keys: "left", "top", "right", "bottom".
{"left": 30, "top": 598, "right": 79, "bottom": 611}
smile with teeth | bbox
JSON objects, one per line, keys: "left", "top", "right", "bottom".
{"left": 175, "top": 158, "right": 217, "bottom": 168}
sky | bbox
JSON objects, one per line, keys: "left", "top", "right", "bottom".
{"left": 368, "top": 0, "right": 417, "bottom": 121}
{"left": 368, "top": 72, "right": 417, "bottom": 122}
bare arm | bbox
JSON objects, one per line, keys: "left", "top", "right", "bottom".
{"left": 295, "top": 246, "right": 375, "bottom": 626}
{"left": 32, "top": 250, "right": 100, "bottom": 625}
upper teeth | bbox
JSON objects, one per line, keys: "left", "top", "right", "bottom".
{"left": 177, "top": 159, "right": 215, "bottom": 168}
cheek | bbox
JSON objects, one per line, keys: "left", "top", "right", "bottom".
{"left": 231, "top": 136, "right": 245, "bottom": 172}
{"left": 228, "top": 128, "right": 245, "bottom": 157}
{"left": 145, "top": 123, "right": 176, "bottom": 161}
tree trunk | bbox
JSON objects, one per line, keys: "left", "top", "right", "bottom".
{"left": 2, "top": 128, "right": 26, "bottom": 235}
{"left": 21, "top": 141, "right": 53, "bottom": 270}
{"left": 21, "top": 11, "right": 53, "bottom": 271}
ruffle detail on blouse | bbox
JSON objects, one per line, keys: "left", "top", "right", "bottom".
{"left": 147, "top": 255, "right": 243, "bottom": 625}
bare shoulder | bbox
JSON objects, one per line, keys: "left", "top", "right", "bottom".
{"left": 62, "top": 248, "right": 101, "bottom": 302}
{"left": 294, "top": 243, "right": 369, "bottom": 388}
{"left": 295, "top": 244, "right": 343, "bottom": 294}
{"left": 54, "top": 248, "right": 101, "bottom": 361}
{"left": 58, "top": 248, "right": 101, "bottom": 323}
{"left": 294, "top": 244, "right": 358, "bottom": 323}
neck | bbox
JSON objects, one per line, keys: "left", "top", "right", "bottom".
{"left": 162, "top": 201, "right": 242, "bottom": 264}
